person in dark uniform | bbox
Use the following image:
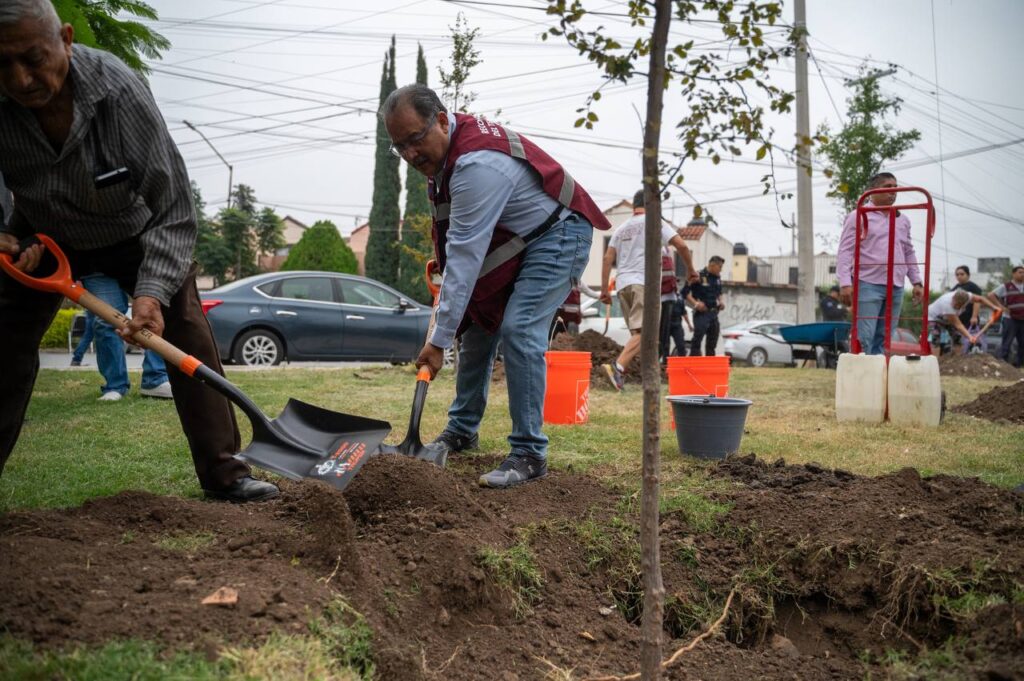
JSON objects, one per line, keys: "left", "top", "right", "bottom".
{"left": 668, "top": 289, "right": 691, "bottom": 358}
{"left": 684, "top": 255, "right": 725, "bottom": 356}
{"left": 820, "top": 285, "right": 848, "bottom": 321}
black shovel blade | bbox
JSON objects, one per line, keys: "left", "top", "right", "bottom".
{"left": 237, "top": 398, "right": 391, "bottom": 492}
{"left": 374, "top": 377, "right": 446, "bottom": 467}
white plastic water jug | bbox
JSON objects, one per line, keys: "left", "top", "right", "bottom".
{"left": 835, "top": 353, "right": 887, "bottom": 423}
{"left": 887, "top": 355, "right": 942, "bottom": 426}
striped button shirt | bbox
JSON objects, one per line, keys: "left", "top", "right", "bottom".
{"left": 0, "top": 45, "right": 196, "bottom": 305}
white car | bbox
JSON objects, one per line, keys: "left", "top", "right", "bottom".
{"left": 722, "top": 320, "right": 796, "bottom": 367}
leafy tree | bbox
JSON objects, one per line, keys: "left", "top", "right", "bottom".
{"left": 51, "top": 0, "right": 169, "bottom": 74}
{"left": 546, "top": 1, "right": 797, "bottom": 675}
{"left": 397, "top": 44, "right": 434, "bottom": 304}
{"left": 817, "top": 66, "right": 921, "bottom": 213}
{"left": 365, "top": 36, "right": 402, "bottom": 288}
{"left": 254, "top": 207, "right": 286, "bottom": 261}
{"left": 281, "top": 221, "right": 358, "bottom": 274}
{"left": 217, "top": 207, "right": 258, "bottom": 281}
{"left": 231, "top": 184, "right": 259, "bottom": 217}
{"left": 437, "top": 13, "right": 481, "bottom": 113}
{"left": 192, "top": 182, "right": 232, "bottom": 286}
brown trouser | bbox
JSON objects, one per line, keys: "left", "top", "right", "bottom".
{"left": 0, "top": 237, "right": 249, "bottom": 490}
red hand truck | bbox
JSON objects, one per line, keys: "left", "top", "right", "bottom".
{"left": 849, "top": 186, "right": 936, "bottom": 357}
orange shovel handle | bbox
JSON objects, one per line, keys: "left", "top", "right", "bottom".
{"left": 0, "top": 234, "right": 81, "bottom": 301}
{"left": 0, "top": 234, "right": 204, "bottom": 377}
{"left": 425, "top": 259, "right": 441, "bottom": 299}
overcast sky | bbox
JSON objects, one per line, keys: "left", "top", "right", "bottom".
{"left": 141, "top": 0, "right": 1024, "bottom": 287}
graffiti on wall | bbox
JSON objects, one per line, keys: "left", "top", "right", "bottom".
{"left": 720, "top": 293, "right": 797, "bottom": 328}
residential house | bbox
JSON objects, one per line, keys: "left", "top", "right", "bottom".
{"left": 580, "top": 200, "right": 734, "bottom": 289}
{"left": 257, "top": 215, "right": 309, "bottom": 271}
{"left": 761, "top": 252, "right": 839, "bottom": 288}
{"left": 347, "top": 223, "right": 369, "bottom": 275}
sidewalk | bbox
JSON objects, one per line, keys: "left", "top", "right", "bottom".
{"left": 39, "top": 350, "right": 383, "bottom": 371}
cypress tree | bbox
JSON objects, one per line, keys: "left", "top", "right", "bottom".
{"left": 397, "top": 43, "right": 434, "bottom": 304}
{"left": 365, "top": 36, "right": 401, "bottom": 288}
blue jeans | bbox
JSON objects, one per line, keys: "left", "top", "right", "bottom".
{"left": 856, "top": 282, "right": 903, "bottom": 355}
{"left": 81, "top": 274, "right": 169, "bottom": 395}
{"left": 445, "top": 214, "right": 592, "bottom": 460}
{"left": 71, "top": 310, "right": 95, "bottom": 362}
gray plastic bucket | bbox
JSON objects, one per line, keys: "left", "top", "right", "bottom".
{"left": 667, "top": 395, "right": 752, "bottom": 460}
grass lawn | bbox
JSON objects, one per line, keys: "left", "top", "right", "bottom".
{"left": 2, "top": 364, "right": 1020, "bottom": 512}
{"left": 1, "top": 364, "right": 1020, "bottom": 679}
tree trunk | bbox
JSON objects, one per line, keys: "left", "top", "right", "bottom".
{"left": 639, "top": 1, "right": 672, "bottom": 679}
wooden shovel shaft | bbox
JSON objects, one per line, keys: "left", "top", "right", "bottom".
{"left": 76, "top": 289, "right": 201, "bottom": 377}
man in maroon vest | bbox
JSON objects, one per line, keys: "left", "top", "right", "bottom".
{"left": 988, "top": 265, "right": 1024, "bottom": 367}
{"left": 382, "top": 84, "right": 610, "bottom": 488}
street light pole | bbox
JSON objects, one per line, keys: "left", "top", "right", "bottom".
{"left": 794, "top": 0, "right": 816, "bottom": 324}
{"left": 184, "top": 120, "right": 233, "bottom": 209}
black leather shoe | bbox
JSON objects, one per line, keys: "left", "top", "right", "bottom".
{"left": 204, "top": 476, "right": 280, "bottom": 503}
{"left": 421, "top": 430, "right": 479, "bottom": 461}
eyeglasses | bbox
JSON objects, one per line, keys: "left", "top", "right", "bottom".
{"left": 389, "top": 113, "right": 436, "bottom": 158}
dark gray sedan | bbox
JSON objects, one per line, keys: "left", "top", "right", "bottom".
{"left": 199, "top": 271, "right": 432, "bottom": 366}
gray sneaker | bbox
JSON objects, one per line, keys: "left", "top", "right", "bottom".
{"left": 602, "top": 363, "right": 625, "bottom": 392}
{"left": 478, "top": 454, "right": 547, "bottom": 489}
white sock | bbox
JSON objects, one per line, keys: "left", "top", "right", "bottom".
{"left": 615, "top": 362, "right": 625, "bottom": 373}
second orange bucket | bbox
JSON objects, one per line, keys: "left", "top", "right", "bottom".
{"left": 666, "top": 356, "right": 730, "bottom": 427}
{"left": 543, "top": 351, "right": 592, "bottom": 425}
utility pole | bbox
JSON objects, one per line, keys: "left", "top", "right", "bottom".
{"left": 794, "top": 0, "right": 815, "bottom": 323}
{"left": 184, "top": 120, "right": 233, "bottom": 209}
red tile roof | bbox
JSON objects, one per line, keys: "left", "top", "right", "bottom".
{"left": 676, "top": 225, "right": 706, "bottom": 241}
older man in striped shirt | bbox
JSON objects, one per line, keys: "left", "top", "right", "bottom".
{"left": 0, "top": 0, "right": 277, "bottom": 502}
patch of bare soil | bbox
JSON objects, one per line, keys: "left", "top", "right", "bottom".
{"left": 939, "top": 352, "right": 1022, "bottom": 380}
{"left": 953, "top": 378, "right": 1024, "bottom": 424}
{"left": 2, "top": 453, "right": 1021, "bottom": 680}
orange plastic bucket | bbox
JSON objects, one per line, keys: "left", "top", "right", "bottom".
{"left": 543, "top": 351, "right": 592, "bottom": 425}
{"left": 666, "top": 356, "right": 730, "bottom": 427}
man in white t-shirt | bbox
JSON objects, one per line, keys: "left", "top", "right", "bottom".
{"left": 599, "top": 190, "right": 697, "bottom": 391}
{"left": 927, "top": 289, "right": 999, "bottom": 356}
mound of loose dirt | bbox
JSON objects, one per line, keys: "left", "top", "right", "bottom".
{"left": 3, "top": 453, "right": 1021, "bottom": 680}
{"left": 952, "top": 379, "right": 1024, "bottom": 424}
{"left": 552, "top": 331, "right": 644, "bottom": 386}
{"left": 939, "top": 352, "right": 1022, "bottom": 380}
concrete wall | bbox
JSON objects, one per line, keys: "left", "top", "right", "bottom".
{"left": 762, "top": 253, "right": 838, "bottom": 288}
{"left": 719, "top": 282, "right": 799, "bottom": 328}
{"left": 690, "top": 227, "right": 734, "bottom": 280}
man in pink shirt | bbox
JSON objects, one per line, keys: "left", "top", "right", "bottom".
{"left": 836, "top": 172, "right": 924, "bottom": 355}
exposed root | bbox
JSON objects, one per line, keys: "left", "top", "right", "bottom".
{"left": 420, "top": 644, "right": 462, "bottom": 678}
{"left": 319, "top": 554, "right": 342, "bottom": 586}
{"left": 583, "top": 588, "right": 737, "bottom": 681}
{"left": 536, "top": 655, "right": 578, "bottom": 680}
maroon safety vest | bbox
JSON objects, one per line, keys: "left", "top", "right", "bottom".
{"left": 661, "top": 252, "right": 677, "bottom": 295}
{"left": 1005, "top": 281, "right": 1024, "bottom": 320}
{"left": 428, "top": 113, "right": 611, "bottom": 335}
